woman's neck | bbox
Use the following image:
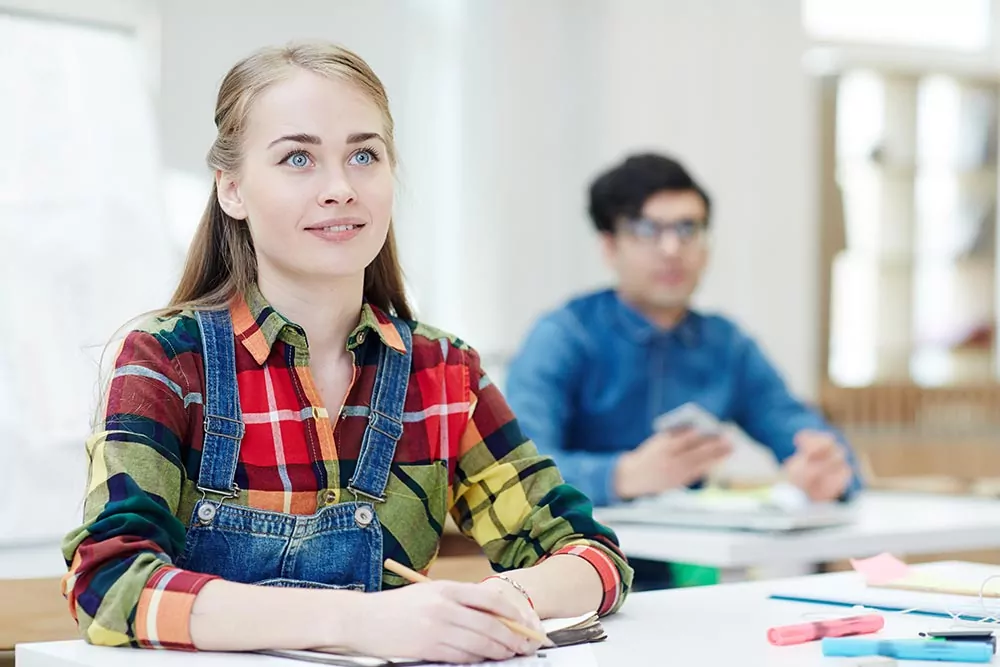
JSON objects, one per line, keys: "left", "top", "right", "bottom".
{"left": 256, "top": 270, "right": 365, "bottom": 357}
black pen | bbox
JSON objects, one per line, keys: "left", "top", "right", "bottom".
{"left": 919, "top": 630, "right": 996, "bottom": 653}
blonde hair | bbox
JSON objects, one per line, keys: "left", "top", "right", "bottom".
{"left": 171, "top": 41, "right": 412, "bottom": 319}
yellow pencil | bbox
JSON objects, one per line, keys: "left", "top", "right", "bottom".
{"left": 383, "top": 558, "right": 551, "bottom": 646}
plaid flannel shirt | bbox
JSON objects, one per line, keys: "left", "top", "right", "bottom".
{"left": 62, "top": 285, "right": 632, "bottom": 649}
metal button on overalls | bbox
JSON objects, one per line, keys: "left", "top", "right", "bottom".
{"left": 354, "top": 505, "right": 374, "bottom": 528}
{"left": 197, "top": 502, "right": 217, "bottom": 524}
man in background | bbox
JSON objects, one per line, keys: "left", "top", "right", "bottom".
{"left": 505, "top": 153, "right": 862, "bottom": 587}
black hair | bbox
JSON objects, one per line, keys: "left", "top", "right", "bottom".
{"left": 587, "top": 153, "right": 712, "bottom": 233}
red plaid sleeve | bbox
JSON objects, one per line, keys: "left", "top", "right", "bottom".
{"left": 135, "top": 567, "right": 219, "bottom": 650}
{"left": 551, "top": 543, "right": 623, "bottom": 616}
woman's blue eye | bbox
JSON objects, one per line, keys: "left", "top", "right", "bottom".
{"left": 348, "top": 149, "right": 377, "bottom": 166}
{"left": 285, "top": 152, "right": 311, "bottom": 168}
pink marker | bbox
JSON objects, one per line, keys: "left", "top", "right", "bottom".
{"left": 767, "top": 614, "right": 884, "bottom": 646}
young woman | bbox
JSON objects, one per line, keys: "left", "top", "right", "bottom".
{"left": 61, "top": 42, "right": 632, "bottom": 664}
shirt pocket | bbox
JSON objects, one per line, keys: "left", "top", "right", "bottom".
{"left": 379, "top": 460, "right": 450, "bottom": 570}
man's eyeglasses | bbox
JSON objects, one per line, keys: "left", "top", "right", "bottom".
{"left": 621, "top": 217, "right": 709, "bottom": 245}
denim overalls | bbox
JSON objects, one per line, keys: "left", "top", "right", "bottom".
{"left": 175, "top": 308, "right": 412, "bottom": 592}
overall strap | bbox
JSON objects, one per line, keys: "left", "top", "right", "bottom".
{"left": 194, "top": 309, "right": 245, "bottom": 498}
{"left": 348, "top": 318, "right": 413, "bottom": 502}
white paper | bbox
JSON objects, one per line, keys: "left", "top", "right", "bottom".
{"left": 541, "top": 612, "right": 596, "bottom": 633}
{"left": 264, "top": 643, "right": 597, "bottom": 667}
{"left": 423, "top": 644, "right": 598, "bottom": 667}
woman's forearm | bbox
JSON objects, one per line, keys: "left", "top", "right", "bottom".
{"left": 502, "top": 554, "right": 603, "bottom": 619}
{"left": 189, "top": 579, "right": 362, "bottom": 651}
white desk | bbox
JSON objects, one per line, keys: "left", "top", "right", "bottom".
{"left": 596, "top": 564, "right": 1000, "bottom": 665}
{"left": 16, "top": 564, "right": 998, "bottom": 666}
{"left": 599, "top": 491, "right": 1000, "bottom": 580}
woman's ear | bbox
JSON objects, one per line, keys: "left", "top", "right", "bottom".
{"left": 215, "top": 169, "right": 248, "bottom": 220}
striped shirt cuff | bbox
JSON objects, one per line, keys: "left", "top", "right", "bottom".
{"left": 136, "top": 567, "right": 219, "bottom": 650}
{"left": 551, "top": 544, "right": 622, "bottom": 616}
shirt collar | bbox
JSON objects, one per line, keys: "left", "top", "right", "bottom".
{"left": 229, "top": 284, "right": 406, "bottom": 366}
{"left": 611, "top": 291, "right": 702, "bottom": 347}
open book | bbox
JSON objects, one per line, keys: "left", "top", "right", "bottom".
{"left": 259, "top": 612, "right": 605, "bottom": 666}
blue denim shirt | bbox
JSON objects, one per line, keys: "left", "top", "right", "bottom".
{"left": 505, "top": 289, "right": 862, "bottom": 507}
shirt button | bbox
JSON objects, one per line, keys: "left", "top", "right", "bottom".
{"left": 197, "top": 502, "right": 216, "bottom": 525}
{"left": 356, "top": 331, "right": 366, "bottom": 344}
{"left": 324, "top": 489, "right": 337, "bottom": 505}
{"left": 355, "top": 505, "right": 374, "bottom": 528}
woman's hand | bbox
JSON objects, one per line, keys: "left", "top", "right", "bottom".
{"left": 340, "top": 581, "right": 541, "bottom": 663}
{"left": 476, "top": 576, "right": 545, "bottom": 635}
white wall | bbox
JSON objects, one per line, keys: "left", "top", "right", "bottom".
{"left": 594, "top": 1, "right": 818, "bottom": 397}
{"left": 444, "top": 1, "right": 614, "bottom": 360}
{"left": 155, "top": 0, "right": 818, "bottom": 397}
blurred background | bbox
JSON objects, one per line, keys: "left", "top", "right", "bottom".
{"left": 2, "top": 0, "right": 1000, "bottom": 549}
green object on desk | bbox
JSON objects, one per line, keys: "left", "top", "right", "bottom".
{"left": 670, "top": 562, "right": 720, "bottom": 587}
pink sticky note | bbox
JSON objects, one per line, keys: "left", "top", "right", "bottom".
{"left": 850, "top": 552, "right": 911, "bottom": 585}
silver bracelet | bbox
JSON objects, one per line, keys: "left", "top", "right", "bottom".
{"left": 488, "top": 574, "right": 534, "bottom": 608}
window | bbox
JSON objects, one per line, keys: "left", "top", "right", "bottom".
{"left": 825, "top": 68, "right": 997, "bottom": 387}
{"left": 803, "top": 0, "right": 991, "bottom": 52}
{"left": 0, "top": 9, "right": 170, "bottom": 453}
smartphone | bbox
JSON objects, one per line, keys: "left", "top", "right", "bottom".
{"left": 652, "top": 402, "right": 723, "bottom": 437}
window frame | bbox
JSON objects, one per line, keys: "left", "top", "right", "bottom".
{"left": 0, "top": 0, "right": 159, "bottom": 95}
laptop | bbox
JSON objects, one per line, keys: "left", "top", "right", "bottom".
{"left": 597, "top": 485, "right": 857, "bottom": 532}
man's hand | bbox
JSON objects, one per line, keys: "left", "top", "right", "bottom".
{"left": 613, "top": 428, "right": 732, "bottom": 500}
{"left": 783, "top": 430, "right": 853, "bottom": 502}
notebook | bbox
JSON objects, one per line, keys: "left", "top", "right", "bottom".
{"left": 540, "top": 612, "right": 605, "bottom": 647}
{"left": 852, "top": 553, "right": 1000, "bottom": 598}
{"left": 259, "top": 613, "right": 605, "bottom": 666}
{"left": 769, "top": 560, "right": 1000, "bottom": 622}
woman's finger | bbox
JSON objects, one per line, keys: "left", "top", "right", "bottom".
{"left": 443, "top": 582, "right": 524, "bottom": 622}
{"left": 440, "top": 623, "right": 519, "bottom": 663}
{"left": 443, "top": 597, "right": 526, "bottom": 656}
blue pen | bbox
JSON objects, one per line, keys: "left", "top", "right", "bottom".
{"left": 822, "top": 637, "right": 993, "bottom": 663}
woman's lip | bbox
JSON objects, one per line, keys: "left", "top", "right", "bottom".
{"left": 304, "top": 218, "right": 367, "bottom": 230}
{"left": 306, "top": 224, "right": 365, "bottom": 242}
